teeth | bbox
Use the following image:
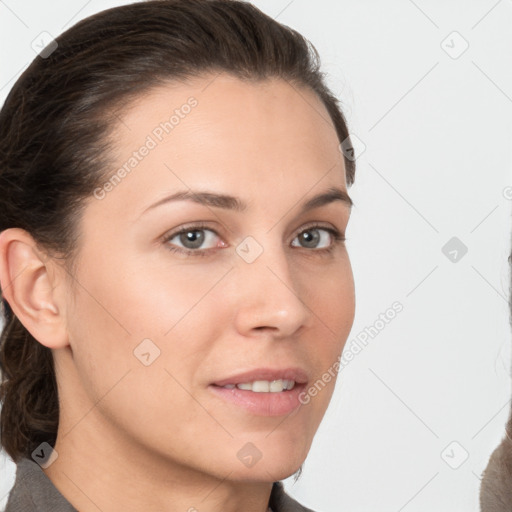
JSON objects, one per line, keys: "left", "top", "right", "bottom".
{"left": 253, "top": 380, "right": 270, "bottom": 392}
{"left": 223, "top": 380, "right": 296, "bottom": 392}
{"left": 285, "top": 380, "right": 295, "bottom": 390}
{"left": 269, "top": 379, "right": 283, "bottom": 392}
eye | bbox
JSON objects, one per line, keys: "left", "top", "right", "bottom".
{"left": 161, "top": 222, "right": 344, "bottom": 257}
{"left": 291, "top": 225, "right": 343, "bottom": 250}
{"left": 163, "top": 223, "right": 224, "bottom": 253}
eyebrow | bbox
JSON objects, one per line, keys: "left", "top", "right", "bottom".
{"left": 140, "top": 186, "right": 353, "bottom": 217}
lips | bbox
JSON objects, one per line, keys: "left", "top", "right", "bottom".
{"left": 211, "top": 367, "right": 309, "bottom": 388}
{"left": 208, "top": 367, "right": 309, "bottom": 416}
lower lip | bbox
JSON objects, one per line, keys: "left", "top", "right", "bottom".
{"left": 208, "top": 384, "right": 306, "bottom": 416}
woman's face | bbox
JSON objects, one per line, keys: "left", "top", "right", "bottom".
{"left": 56, "top": 73, "right": 355, "bottom": 482}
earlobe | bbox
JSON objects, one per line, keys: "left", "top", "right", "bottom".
{"left": 0, "top": 228, "right": 69, "bottom": 349}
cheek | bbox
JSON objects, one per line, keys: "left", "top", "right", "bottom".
{"left": 64, "top": 273, "right": 218, "bottom": 442}
{"left": 65, "top": 253, "right": 229, "bottom": 390}
{"left": 301, "top": 254, "right": 355, "bottom": 342}
{"left": 64, "top": 283, "right": 134, "bottom": 406}
{"left": 299, "top": 257, "right": 355, "bottom": 403}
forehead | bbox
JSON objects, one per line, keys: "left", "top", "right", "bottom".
{"left": 94, "top": 73, "right": 347, "bottom": 217}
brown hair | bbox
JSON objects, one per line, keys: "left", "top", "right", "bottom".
{"left": 0, "top": 0, "right": 356, "bottom": 462}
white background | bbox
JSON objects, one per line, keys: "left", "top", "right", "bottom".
{"left": 1, "top": 1, "right": 512, "bottom": 511}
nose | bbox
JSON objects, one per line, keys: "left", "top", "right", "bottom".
{"left": 231, "top": 238, "right": 312, "bottom": 339}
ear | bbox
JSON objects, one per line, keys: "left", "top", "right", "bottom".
{"left": 0, "top": 228, "right": 69, "bottom": 349}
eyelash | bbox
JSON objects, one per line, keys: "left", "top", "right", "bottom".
{"left": 161, "top": 222, "right": 346, "bottom": 258}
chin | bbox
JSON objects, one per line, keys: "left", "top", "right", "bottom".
{"left": 218, "top": 437, "right": 310, "bottom": 483}
{"left": 227, "top": 459, "right": 305, "bottom": 483}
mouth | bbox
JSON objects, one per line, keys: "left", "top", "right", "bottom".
{"left": 209, "top": 368, "right": 309, "bottom": 416}
{"left": 218, "top": 379, "right": 297, "bottom": 393}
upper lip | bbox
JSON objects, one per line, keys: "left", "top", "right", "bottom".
{"left": 211, "top": 367, "right": 309, "bottom": 387}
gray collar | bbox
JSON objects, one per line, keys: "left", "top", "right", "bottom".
{"left": 4, "top": 457, "right": 77, "bottom": 512}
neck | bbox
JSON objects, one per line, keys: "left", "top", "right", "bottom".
{"left": 44, "top": 417, "right": 273, "bottom": 512}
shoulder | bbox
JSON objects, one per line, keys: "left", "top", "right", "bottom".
{"left": 270, "top": 481, "right": 317, "bottom": 512}
{"left": 480, "top": 434, "right": 512, "bottom": 511}
{"left": 4, "top": 457, "right": 77, "bottom": 512}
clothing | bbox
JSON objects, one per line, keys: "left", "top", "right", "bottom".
{"left": 480, "top": 431, "right": 512, "bottom": 511}
{"left": 5, "top": 457, "right": 315, "bottom": 512}
{"left": 4, "top": 458, "right": 75, "bottom": 512}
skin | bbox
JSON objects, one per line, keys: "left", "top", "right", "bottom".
{"left": 0, "top": 73, "right": 355, "bottom": 512}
